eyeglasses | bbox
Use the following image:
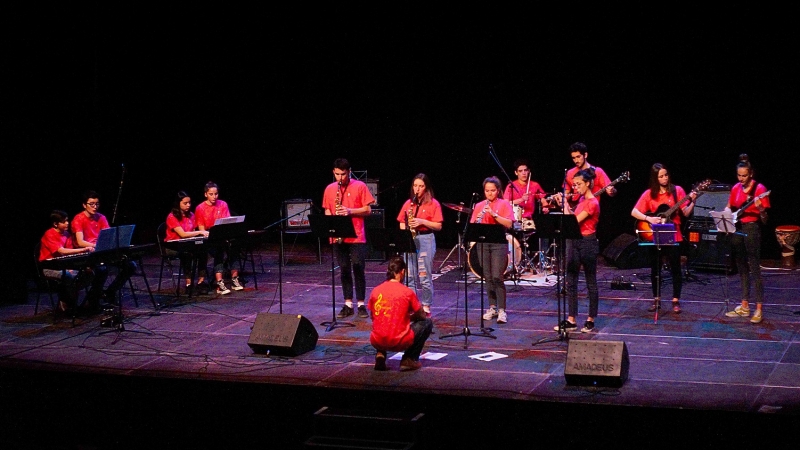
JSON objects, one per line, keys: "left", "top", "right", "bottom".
{"left": 86, "top": 202, "right": 100, "bottom": 207}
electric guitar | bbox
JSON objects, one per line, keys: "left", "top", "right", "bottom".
{"left": 732, "top": 190, "right": 771, "bottom": 224}
{"left": 635, "top": 179, "right": 712, "bottom": 242}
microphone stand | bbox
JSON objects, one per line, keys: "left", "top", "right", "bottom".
{"left": 488, "top": 144, "right": 522, "bottom": 286}
{"left": 111, "top": 163, "right": 125, "bottom": 225}
{"left": 264, "top": 205, "right": 314, "bottom": 315}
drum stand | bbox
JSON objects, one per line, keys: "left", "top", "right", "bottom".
{"left": 437, "top": 206, "right": 469, "bottom": 273}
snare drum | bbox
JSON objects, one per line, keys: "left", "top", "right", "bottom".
{"left": 467, "top": 234, "right": 522, "bottom": 279}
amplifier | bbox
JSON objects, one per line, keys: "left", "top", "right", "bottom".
{"left": 686, "top": 230, "right": 736, "bottom": 273}
{"left": 365, "top": 209, "right": 387, "bottom": 261}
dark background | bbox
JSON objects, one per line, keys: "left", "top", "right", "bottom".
{"left": 7, "top": 8, "right": 798, "bottom": 301}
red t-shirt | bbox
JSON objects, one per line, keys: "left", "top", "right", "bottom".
{"left": 39, "top": 227, "right": 73, "bottom": 261}
{"left": 396, "top": 198, "right": 443, "bottom": 233}
{"left": 504, "top": 180, "right": 545, "bottom": 219}
{"left": 368, "top": 280, "right": 422, "bottom": 351}
{"left": 575, "top": 197, "right": 600, "bottom": 236}
{"left": 322, "top": 179, "right": 375, "bottom": 244}
{"left": 165, "top": 213, "right": 197, "bottom": 241}
{"left": 470, "top": 199, "right": 514, "bottom": 225}
{"left": 634, "top": 186, "right": 688, "bottom": 242}
{"left": 71, "top": 212, "right": 110, "bottom": 245}
{"left": 195, "top": 199, "right": 231, "bottom": 230}
{"left": 729, "top": 182, "right": 770, "bottom": 224}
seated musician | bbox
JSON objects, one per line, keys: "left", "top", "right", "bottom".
{"left": 165, "top": 191, "right": 210, "bottom": 295}
{"left": 195, "top": 181, "right": 243, "bottom": 295}
{"left": 39, "top": 210, "right": 102, "bottom": 313}
{"left": 71, "top": 190, "right": 137, "bottom": 306}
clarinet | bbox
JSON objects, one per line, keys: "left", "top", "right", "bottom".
{"left": 335, "top": 181, "right": 343, "bottom": 244}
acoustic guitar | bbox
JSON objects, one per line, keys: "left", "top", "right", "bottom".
{"left": 635, "top": 179, "right": 712, "bottom": 242}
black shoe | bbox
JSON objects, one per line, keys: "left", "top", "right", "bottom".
{"left": 195, "top": 282, "right": 210, "bottom": 295}
{"left": 337, "top": 305, "right": 354, "bottom": 318}
{"left": 581, "top": 321, "right": 595, "bottom": 333}
{"left": 648, "top": 300, "right": 661, "bottom": 312}
{"left": 554, "top": 320, "right": 578, "bottom": 332}
{"left": 357, "top": 305, "right": 369, "bottom": 318}
{"left": 374, "top": 352, "right": 387, "bottom": 371}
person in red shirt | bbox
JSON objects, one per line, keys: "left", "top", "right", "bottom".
{"left": 71, "top": 190, "right": 135, "bottom": 307}
{"left": 396, "top": 173, "right": 443, "bottom": 317}
{"left": 38, "top": 210, "right": 97, "bottom": 313}
{"left": 631, "top": 163, "right": 697, "bottom": 314}
{"left": 551, "top": 168, "right": 601, "bottom": 333}
{"left": 322, "top": 158, "right": 375, "bottom": 319}
{"left": 504, "top": 158, "right": 547, "bottom": 222}
{"left": 470, "top": 176, "right": 514, "bottom": 324}
{"left": 195, "top": 181, "right": 243, "bottom": 295}
{"left": 165, "top": 191, "right": 210, "bottom": 294}
{"left": 724, "top": 154, "right": 770, "bottom": 324}
{"left": 543, "top": 142, "right": 617, "bottom": 211}
{"left": 368, "top": 256, "right": 433, "bottom": 371}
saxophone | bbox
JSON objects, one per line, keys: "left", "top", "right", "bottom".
{"left": 334, "top": 181, "right": 343, "bottom": 244}
{"left": 407, "top": 199, "right": 417, "bottom": 238}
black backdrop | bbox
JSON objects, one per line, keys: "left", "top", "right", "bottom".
{"left": 7, "top": 7, "right": 798, "bottom": 302}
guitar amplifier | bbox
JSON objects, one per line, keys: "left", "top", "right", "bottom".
{"left": 365, "top": 209, "right": 387, "bottom": 261}
{"left": 686, "top": 230, "right": 736, "bottom": 273}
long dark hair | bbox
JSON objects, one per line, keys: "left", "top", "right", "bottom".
{"left": 409, "top": 173, "right": 434, "bottom": 204}
{"left": 648, "top": 163, "right": 676, "bottom": 200}
{"left": 574, "top": 167, "right": 596, "bottom": 190}
{"left": 483, "top": 176, "right": 504, "bottom": 199}
{"left": 171, "top": 191, "right": 193, "bottom": 221}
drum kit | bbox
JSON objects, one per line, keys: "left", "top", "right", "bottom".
{"left": 442, "top": 202, "right": 553, "bottom": 280}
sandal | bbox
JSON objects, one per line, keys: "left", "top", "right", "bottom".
{"left": 672, "top": 301, "right": 682, "bottom": 314}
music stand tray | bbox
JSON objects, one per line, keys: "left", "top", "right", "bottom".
{"left": 534, "top": 214, "right": 581, "bottom": 240}
{"left": 464, "top": 223, "right": 507, "bottom": 245}
{"left": 368, "top": 228, "right": 416, "bottom": 256}
{"left": 308, "top": 214, "right": 357, "bottom": 331}
{"left": 208, "top": 221, "right": 250, "bottom": 242}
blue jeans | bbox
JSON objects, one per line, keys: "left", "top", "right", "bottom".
{"left": 407, "top": 233, "right": 436, "bottom": 307}
{"left": 566, "top": 237, "right": 600, "bottom": 319}
{"left": 336, "top": 243, "right": 367, "bottom": 301}
{"left": 732, "top": 222, "right": 763, "bottom": 304}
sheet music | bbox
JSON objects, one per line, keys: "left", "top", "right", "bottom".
{"left": 710, "top": 210, "right": 735, "bottom": 234}
{"left": 215, "top": 215, "right": 245, "bottom": 226}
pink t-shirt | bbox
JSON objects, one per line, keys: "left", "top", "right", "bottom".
{"left": 195, "top": 199, "right": 230, "bottom": 230}
{"left": 504, "top": 180, "right": 545, "bottom": 219}
{"left": 729, "top": 182, "right": 770, "bottom": 224}
{"left": 470, "top": 199, "right": 514, "bottom": 226}
{"left": 39, "top": 227, "right": 72, "bottom": 261}
{"left": 71, "top": 212, "right": 110, "bottom": 245}
{"left": 634, "top": 187, "right": 688, "bottom": 242}
{"left": 368, "top": 280, "right": 422, "bottom": 351}
{"left": 396, "top": 198, "right": 443, "bottom": 233}
{"left": 575, "top": 197, "right": 600, "bottom": 236}
{"left": 165, "top": 213, "right": 197, "bottom": 241}
{"left": 322, "top": 179, "right": 375, "bottom": 244}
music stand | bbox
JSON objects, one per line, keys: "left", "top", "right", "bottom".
{"left": 308, "top": 214, "right": 357, "bottom": 332}
{"left": 711, "top": 210, "right": 744, "bottom": 314}
{"left": 532, "top": 213, "right": 581, "bottom": 345}
{"left": 368, "top": 228, "right": 416, "bottom": 285}
{"left": 440, "top": 223, "right": 505, "bottom": 347}
{"left": 636, "top": 223, "right": 678, "bottom": 324}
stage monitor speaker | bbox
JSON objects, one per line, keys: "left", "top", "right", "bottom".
{"left": 365, "top": 209, "right": 387, "bottom": 261}
{"left": 247, "top": 313, "right": 318, "bottom": 356}
{"left": 602, "top": 233, "right": 649, "bottom": 269}
{"left": 564, "top": 340, "right": 629, "bottom": 388}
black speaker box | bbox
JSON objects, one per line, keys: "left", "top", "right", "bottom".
{"left": 602, "top": 233, "right": 649, "bottom": 269}
{"left": 687, "top": 231, "right": 736, "bottom": 273}
{"left": 247, "top": 313, "right": 319, "bottom": 356}
{"left": 564, "top": 340, "right": 629, "bottom": 388}
{"left": 364, "top": 209, "right": 387, "bottom": 261}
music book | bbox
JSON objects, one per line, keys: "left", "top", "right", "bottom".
{"left": 710, "top": 210, "right": 736, "bottom": 234}
{"left": 95, "top": 224, "right": 136, "bottom": 252}
{"left": 214, "top": 215, "right": 246, "bottom": 226}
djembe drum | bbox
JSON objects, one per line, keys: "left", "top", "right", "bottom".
{"left": 775, "top": 225, "right": 800, "bottom": 268}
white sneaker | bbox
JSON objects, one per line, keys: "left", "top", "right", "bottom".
{"left": 750, "top": 310, "right": 763, "bottom": 324}
{"left": 231, "top": 277, "right": 244, "bottom": 291}
{"left": 216, "top": 280, "right": 231, "bottom": 295}
{"left": 483, "top": 306, "right": 498, "bottom": 320}
{"left": 496, "top": 309, "right": 507, "bottom": 324}
{"left": 725, "top": 305, "right": 750, "bottom": 318}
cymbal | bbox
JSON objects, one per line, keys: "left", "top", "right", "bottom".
{"left": 443, "top": 202, "right": 473, "bottom": 214}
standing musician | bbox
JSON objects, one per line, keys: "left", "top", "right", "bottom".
{"left": 725, "top": 154, "right": 770, "bottom": 324}
{"left": 322, "top": 158, "right": 375, "bottom": 320}
{"left": 550, "top": 168, "right": 601, "bottom": 333}
{"left": 396, "top": 173, "right": 443, "bottom": 318}
{"left": 470, "top": 176, "right": 514, "bottom": 324}
{"left": 504, "top": 158, "right": 547, "bottom": 221}
{"left": 543, "top": 142, "right": 616, "bottom": 210}
{"left": 630, "top": 163, "right": 697, "bottom": 314}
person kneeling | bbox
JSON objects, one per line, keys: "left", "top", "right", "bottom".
{"left": 368, "top": 256, "right": 433, "bottom": 371}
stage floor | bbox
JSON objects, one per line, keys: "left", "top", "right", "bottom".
{"left": 3, "top": 242, "right": 800, "bottom": 449}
